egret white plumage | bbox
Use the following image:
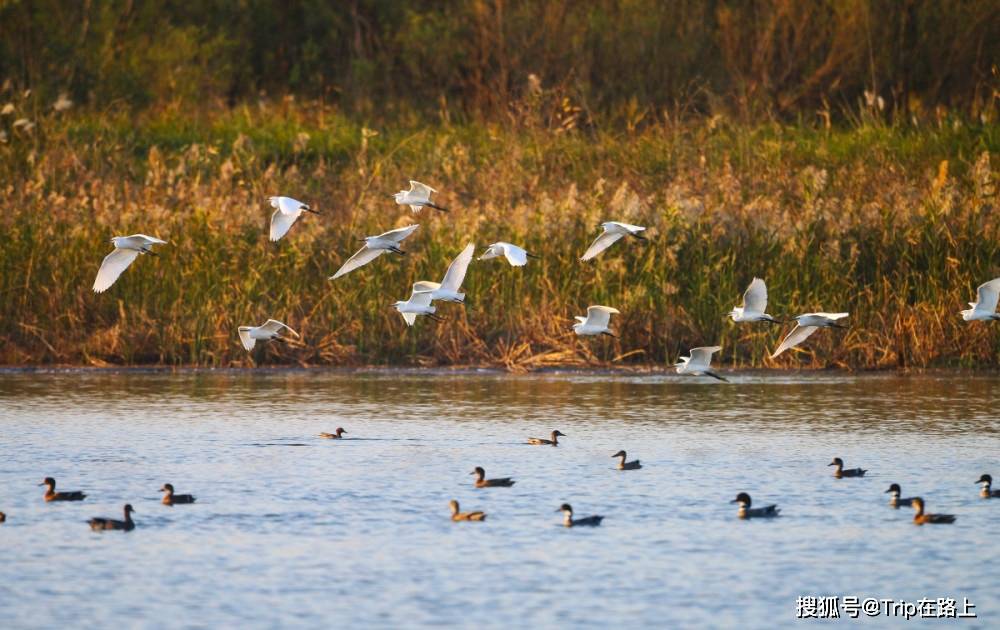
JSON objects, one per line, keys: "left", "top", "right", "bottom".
{"left": 393, "top": 284, "right": 443, "bottom": 325}
{"left": 268, "top": 196, "right": 318, "bottom": 242}
{"left": 729, "top": 278, "right": 780, "bottom": 323}
{"left": 675, "top": 346, "right": 726, "bottom": 382}
{"left": 960, "top": 278, "right": 1000, "bottom": 321}
{"left": 330, "top": 224, "right": 420, "bottom": 280}
{"left": 478, "top": 242, "right": 537, "bottom": 267}
{"left": 237, "top": 319, "right": 299, "bottom": 351}
{"left": 393, "top": 181, "right": 448, "bottom": 213}
{"left": 770, "top": 313, "right": 849, "bottom": 358}
{"left": 92, "top": 234, "right": 168, "bottom": 293}
{"left": 580, "top": 221, "right": 647, "bottom": 261}
{"left": 573, "top": 306, "right": 620, "bottom": 337}
{"left": 413, "top": 243, "right": 475, "bottom": 303}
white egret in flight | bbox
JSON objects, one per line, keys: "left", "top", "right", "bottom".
{"left": 330, "top": 224, "right": 420, "bottom": 280}
{"left": 960, "top": 278, "right": 1000, "bottom": 321}
{"left": 580, "top": 221, "right": 647, "bottom": 261}
{"left": 675, "top": 346, "right": 726, "bottom": 382}
{"left": 393, "top": 181, "right": 448, "bottom": 213}
{"left": 771, "top": 313, "right": 849, "bottom": 358}
{"left": 413, "top": 243, "right": 475, "bottom": 303}
{"left": 268, "top": 196, "right": 318, "bottom": 242}
{"left": 729, "top": 278, "right": 780, "bottom": 324}
{"left": 572, "top": 306, "right": 620, "bottom": 337}
{"left": 393, "top": 284, "right": 443, "bottom": 326}
{"left": 479, "top": 242, "right": 537, "bottom": 267}
{"left": 238, "top": 319, "right": 299, "bottom": 351}
{"left": 92, "top": 234, "right": 167, "bottom": 293}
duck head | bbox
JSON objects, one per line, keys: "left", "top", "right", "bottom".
{"left": 976, "top": 474, "right": 993, "bottom": 485}
{"left": 885, "top": 483, "right": 901, "bottom": 494}
{"left": 730, "top": 492, "right": 752, "bottom": 508}
{"left": 828, "top": 457, "right": 844, "bottom": 468}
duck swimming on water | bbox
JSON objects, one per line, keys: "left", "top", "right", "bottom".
{"left": 160, "top": 484, "right": 196, "bottom": 506}
{"left": 828, "top": 457, "right": 866, "bottom": 478}
{"left": 40, "top": 477, "right": 87, "bottom": 502}
{"left": 449, "top": 500, "right": 487, "bottom": 521}
{"left": 0, "top": 511, "right": 5, "bottom": 523}
{"left": 470, "top": 466, "right": 515, "bottom": 488}
{"left": 976, "top": 474, "right": 1000, "bottom": 498}
{"left": 730, "top": 493, "right": 780, "bottom": 519}
{"left": 528, "top": 430, "right": 565, "bottom": 446}
{"left": 910, "top": 497, "right": 955, "bottom": 525}
{"left": 89, "top": 504, "right": 136, "bottom": 531}
{"left": 557, "top": 503, "right": 603, "bottom": 527}
{"left": 612, "top": 450, "right": 641, "bottom": 470}
{"left": 319, "top": 428, "right": 347, "bottom": 439}
{"left": 885, "top": 483, "right": 916, "bottom": 508}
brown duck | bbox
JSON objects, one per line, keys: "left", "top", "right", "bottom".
{"left": 449, "top": 500, "right": 487, "bottom": 521}
{"left": 612, "top": 450, "right": 642, "bottom": 470}
{"left": 40, "top": 477, "right": 87, "bottom": 502}
{"left": 528, "top": 430, "right": 565, "bottom": 446}
{"left": 319, "top": 428, "right": 347, "bottom": 439}
{"left": 0, "top": 511, "right": 5, "bottom": 523}
{"left": 910, "top": 497, "right": 955, "bottom": 525}
{"left": 160, "top": 483, "right": 196, "bottom": 506}
{"left": 828, "top": 458, "right": 866, "bottom": 478}
{"left": 89, "top": 504, "right": 136, "bottom": 531}
{"left": 471, "top": 466, "right": 515, "bottom": 488}
{"left": 976, "top": 474, "right": 1000, "bottom": 498}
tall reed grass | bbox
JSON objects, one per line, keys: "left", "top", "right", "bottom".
{"left": 0, "top": 99, "right": 997, "bottom": 369}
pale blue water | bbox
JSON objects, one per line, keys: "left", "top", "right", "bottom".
{"left": 1, "top": 370, "right": 997, "bottom": 628}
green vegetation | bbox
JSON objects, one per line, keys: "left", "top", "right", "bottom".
{"left": 0, "top": 2, "right": 998, "bottom": 368}
{"left": 0, "top": 94, "right": 997, "bottom": 368}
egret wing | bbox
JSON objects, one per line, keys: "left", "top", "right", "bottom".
{"left": 502, "top": 244, "right": 529, "bottom": 266}
{"left": 743, "top": 278, "right": 768, "bottom": 313}
{"left": 400, "top": 312, "right": 417, "bottom": 326}
{"left": 379, "top": 224, "right": 420, "bottom": 243}
{"left": 689, "top": 346, "right": 722, "bottom": 368}
{"left": 814, "top": 312, "right": 849, "bottom": 320}
{"left": 408, "top": 286, "right": 435, "bottom": 307}
{"left": 580, "top": 231, "right": 624, "bottom": 261}
{"left": 771, "top": 325, "right": 818, "bottom": 358}
{"left": 585, "top": 305, "right": 620, "bottom": 328}
{"left": 440, "top": 243, "right": 474, "bottom": 291}
{"left": 413, "top": 281, "right": 441, "bottom": 293}
{"left": 409, "top": 181, "right": 437, "bottom": 198}
{"left": 610, "top": 221, "right": 645, "bottom": 233}
{"left": 974, "top": 279, "right": 1000, "bottom": 313}
{"left": 131, "top": 234, "right": 168, "bottom": 246}
{"left": 238, "top": 328, "right": 256, "bottom": 351}
{"left": 269, "top": 207, "right": 298, "bottom": 242}
{"left": 93, "top": 248, "right": 141, "bottom": 293}
{"left": 260, "top": 319, "right": 299, "bottom": 337}
{"left": 330, "top": 246, "right": 385, "bottom": 279}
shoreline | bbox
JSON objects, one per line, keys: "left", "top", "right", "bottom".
{"left": 1, "top": 364, "right": 997, "bottom": 377}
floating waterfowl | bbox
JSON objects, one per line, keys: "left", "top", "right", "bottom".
{"left": 40, "top": 477, "right": 86, "bottom": 502}
{"left": 976, "top": 474, "right": 1000, "bottom": 498}
{"left": 89, "top": 504, "right": 136, "bottom": 531}
{"left": 885, "top": 483, "right": 916, "bottom": 508}
{"left": 0, "top": 511, "right": 5, "bottom": 523}
{"left": 470, "top": 466, "right": 515, "bottom": 488}
{"left": 557, "top": 503, "right": 603, "bottom": 527}
{"left": 160, "top": 484, "right": 196, "bottom": 506}
{"left": 319, "top": 428, "right": 347, "bottom": 439}
{"left": 911, "top": 497, "right": 955, "bottom": 525}
{"left": 449, "top": 500, "right": 487, "bottom": 521}
{"left": 730, "top": 492, "right": 780, "bottom": 519}
{"left": 527, "top": 430, "right": 565, "bottom": 446}
{"left": 612, "top": 450, "right": 641, "bottom": 470}
{"left": 828, "top": 457, "right": 866, "bottom": 478}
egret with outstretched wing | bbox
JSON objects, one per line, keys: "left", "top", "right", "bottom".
{"left": 330, "top": 224, "right": 420, "bottom": 280}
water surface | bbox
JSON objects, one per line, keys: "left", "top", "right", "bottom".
{"left": 1, "top": 370, "right": 997, "bottom": 628}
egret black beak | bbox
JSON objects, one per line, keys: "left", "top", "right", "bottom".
{"left": 526, "top": 253, "right": 540, "bottom": 259}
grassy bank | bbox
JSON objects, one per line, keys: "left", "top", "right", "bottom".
{"left": 0, "top": 100, "right": 998, "bottom": 369}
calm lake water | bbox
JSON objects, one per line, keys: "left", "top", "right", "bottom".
{"left": 1, "top": 370, "right": 998, "bottom": 628}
